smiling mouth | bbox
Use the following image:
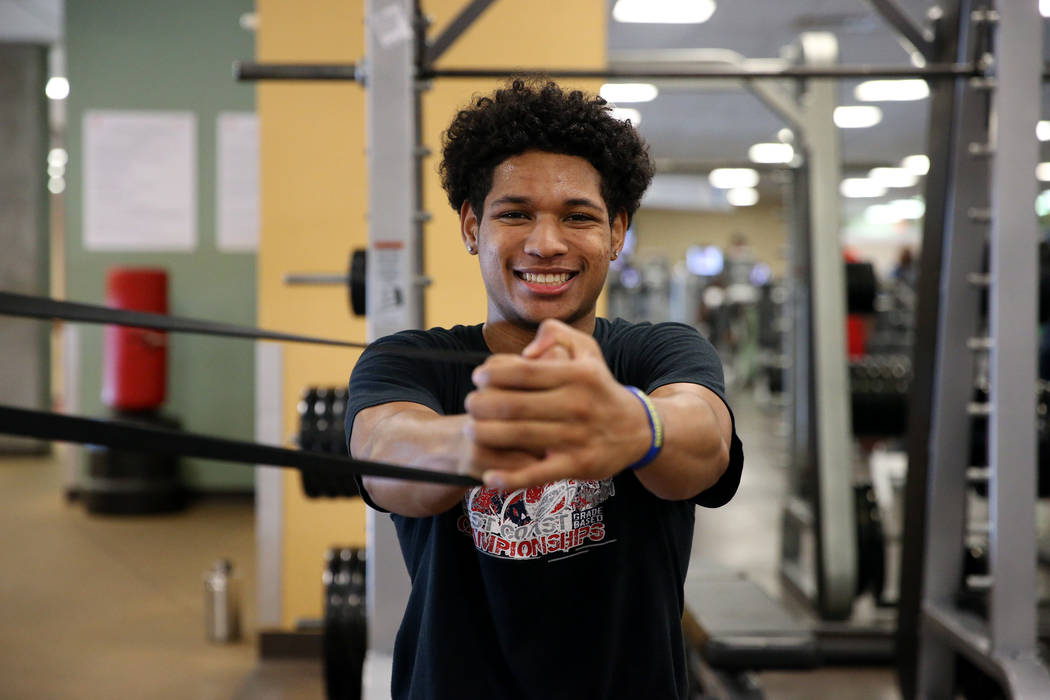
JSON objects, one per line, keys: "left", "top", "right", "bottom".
{"left": 515, "top": 271, "right": 578, "bottom": 285}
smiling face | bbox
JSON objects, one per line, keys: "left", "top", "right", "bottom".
{"left": 460, "top": 151, "right": 627, "bottom": 342}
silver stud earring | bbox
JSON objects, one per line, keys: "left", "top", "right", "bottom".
{"left": 467, "top": 245, "right": 476, "bottom": 254}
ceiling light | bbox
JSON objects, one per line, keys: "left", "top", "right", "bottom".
{"left": 833, "top": 105, "right": 882, "bottom": 129}
{"left": 748, "top": 142, "right": 794, "bottom": 164}
{"left": 609, "top": 107, "right": 642, "bottom": 126}
{"left": 726, "top": 188, "right": 759, "bottom": 207}
{"left": 613, "top": 0, "right": 716, "bottom": 23}
{"left": 1038, "top": 163, "right": 1050, "bottom": 182}
{"left": 901, "top": 154, "right": 930, "bottom": 176}
{"left": 708, "top": 168, "right": 759, "bottom": 189}
{"left": 869, "top": 167, "right": 919, "bottom": 188}
{"left": 1041, "top": 0, "right": 1050, "bottom": 17}
{"left": 1038, "top": 190, "right": 1050, "bottom": 217}
{"left": 1038, "top": 121, "right": 1050, "bottom": 142}
{"left": 47, "top": 148, "right": 68, "bottom": 167}
{"left": 889, "top": 198, "right": 925, "bottom": 220}
{"left": 840, "top": 178, "right": 887, "bottom": 198}
{"left": 45, "top": 77, "right": 69, "bottom": 100}
{"left": 865, "top": 204, "right": 900, "bottom": 225}
{"left": 600, "top": 83, "right": 659, "bottom": 103}
{"left": 854, "top": 79, "right": 929, "bottom": 102}
{"left": 777, "top": 128, "right": 794, "bottom": 144}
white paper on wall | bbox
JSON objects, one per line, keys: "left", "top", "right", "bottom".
{"left": 83, "top": 110, "right": 197, "bottom": 251}
{"left": 216, "top": 112, "right": 259, "bottom": 252}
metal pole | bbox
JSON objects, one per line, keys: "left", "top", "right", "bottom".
{"left": 987, "top": 0, "right": 1040, "bottom": 658}
{"left": 798, "top": 32, "right": 855, "bottom": 621}
{"left": 234, "top": 61, "right": 986, "bottom": 82}
{"left": 363, "top": 1, "right": 420, "bottom": 696}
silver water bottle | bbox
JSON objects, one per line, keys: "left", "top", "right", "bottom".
{"left": 204, "top": 558, "right": 241, "bottom": 642}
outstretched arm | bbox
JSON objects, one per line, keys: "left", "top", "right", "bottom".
{"left": 350, "top": 401, "right": 537, "bottom": 517}
{"left": 468, "top": 319, "right": 732, "bottom": 500}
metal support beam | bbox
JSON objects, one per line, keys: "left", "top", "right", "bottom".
{"left": 896, "top": 1, "right": 965, "bottom": 695}
{"left": 865, "top": 0, "right": 936, "bottom": 62}
{"left": 797, "top": 32, "right": 855, "bottom": 621}
{"left": 749, "top": 80, "right": 804, "bottom": 134}
{"left": 986, "top": 0, "right": 1040, "bottom": 659}
{"left": 233, "top": 61, "right": 986, "bottom": 83}
{"left": 422, "top": 0, "right": 497, "bottom": 66}
{"left": 363, "top": 0, "right": 421, "bottom": 696}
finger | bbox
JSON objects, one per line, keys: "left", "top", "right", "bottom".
{"left": 465, "top": 387, "right": 581, "bottom": 421}
{"left": 467, "top": 444, "right": 540, "bottom": 475}
{"left": 472, "top": 355, "right": 593, "bottom": 390}
{"left": 523, "top": 318, "right": 604, "bottom": 362}
{"left": 470, "top": 418, "right": 587, "bottom": 451}
{"left": 522, "top": 319, "right": 575, "bottom": 359}
{"left": 536, "top": 342, "right": 571, "bottom": 360}
{"left": 482, "top": 452, "right": 577, "bottom": 490}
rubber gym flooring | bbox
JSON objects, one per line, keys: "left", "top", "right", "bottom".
{"left": 0, "top": 393, "right": 898, "bottom": 699}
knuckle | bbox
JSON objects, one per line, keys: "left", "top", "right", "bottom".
{"left": 568, "top": 397, "right": 592, "bottom": 421}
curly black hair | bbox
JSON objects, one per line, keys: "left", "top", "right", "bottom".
{"left": 439, "top": 78, "right": 654, "bottom": 225}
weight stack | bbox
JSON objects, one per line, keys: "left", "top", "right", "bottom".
{"left": 81, "top": 411, "right": 187, "bottom": 515}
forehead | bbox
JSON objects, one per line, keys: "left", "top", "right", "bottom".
{"left": 487, "top": 151, "right": 603, "bottom": 206}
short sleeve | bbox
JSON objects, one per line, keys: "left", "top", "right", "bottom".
{"left": 621, "top": 322, "right": 744, "bottom": 508}
{"left": 344, "top": 331, "right": 449, "bottom": 512}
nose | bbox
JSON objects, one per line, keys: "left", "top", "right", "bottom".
{"left": 523, "top": 215, "right": 569, "bottom": 258}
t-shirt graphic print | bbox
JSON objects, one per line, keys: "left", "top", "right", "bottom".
{"left": 459, "top": 478, "right": 616, "bottom": 561}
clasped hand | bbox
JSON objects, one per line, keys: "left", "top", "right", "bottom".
{"left": 464, "top": 319, "right": 650, "bottom": 490}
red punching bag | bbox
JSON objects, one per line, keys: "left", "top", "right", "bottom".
{"left": 102, "top": 268, "right": 168, "bottom": 411}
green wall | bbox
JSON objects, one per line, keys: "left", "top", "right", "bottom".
{"left": 65, "top": 1, "right": 257, "bottom": 490}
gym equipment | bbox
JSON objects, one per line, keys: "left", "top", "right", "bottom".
{"left": 0, "top": 404, "right": 480, "bottom": 489}
{"left": 845, "top": 262, "right": 877, "bottom": 315}
{"left": 849, "top": 355, "right": 911, "bottom": 438}
{"left": 81, "top": 411, "right": 186, "bottom": 515}
{"left": 897, "top": 2, "right": 1050, "bottom": 697}
{"left": 285, "top": 249, "right": 368, "bottom": 317}
{"left": 854, "top": 484, "right": 886, "bottom": 603}
{"left": 323, "top": 548, "right": 367, "bottom": 700}
{"left": 297, "top": 386, "right": 359, "bottom": 499}
{"left": 102, "top": 268, "right": 168, "bottom": 411}
{"left": 0, "top": 290, "right": 487, "bottom": 364}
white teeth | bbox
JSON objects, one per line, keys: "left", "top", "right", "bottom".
{"left": 522, "top": 272, "right": 571, "bottom": 284}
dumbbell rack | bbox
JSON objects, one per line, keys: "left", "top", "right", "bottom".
{"left": 902, "top": 2, "right": 1050, "bottom": 696}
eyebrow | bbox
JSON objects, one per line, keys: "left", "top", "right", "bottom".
{"left": 487, "top": 195, "right": 605, "bottom": 211}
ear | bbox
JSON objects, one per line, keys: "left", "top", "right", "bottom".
{"left": 460, "top": 200, "right": 479, "bottom": 254}
{"left": 609, "top": 210, "right": 628, "bottom": 259}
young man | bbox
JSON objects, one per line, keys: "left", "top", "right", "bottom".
{"left": 347, "top": 79, "right": 744, "bottom": 699}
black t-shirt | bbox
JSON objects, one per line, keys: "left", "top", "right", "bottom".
{"left": 346, "top": 318, "right": 744, "bottom": 700}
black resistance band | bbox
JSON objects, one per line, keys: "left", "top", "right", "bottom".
{"left": 0, "top": 405, "right": 482, "bottom": 488}
{"left": 0, "top": 291, "right": 490, "bottom": 366}
{"left": 0, "top": 290, "right": 491, "bottom": 486}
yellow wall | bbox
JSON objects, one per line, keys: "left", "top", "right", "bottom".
{"left": 632, "top": 204, "right": 789, "bottom": 277}
{"left": 258, "top": 0, "right": 606, "bottom": 628}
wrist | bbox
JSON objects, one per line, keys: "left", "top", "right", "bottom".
{"left": 624, "top": 386, "right": 663, "bottom": 470}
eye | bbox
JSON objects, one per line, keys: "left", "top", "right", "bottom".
{"left": 496, "top": 210, "right": 529, "bottom": 220}
{"left": 565, "top": 212, "right": 598, "bottom": 223}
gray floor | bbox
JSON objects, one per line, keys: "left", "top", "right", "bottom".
{"left": 0, "top": 393, "right": 900, "bottom": 699}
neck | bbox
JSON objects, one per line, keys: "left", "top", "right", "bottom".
{"left": 482, "top": 314, "right": 597, "bottom": 354}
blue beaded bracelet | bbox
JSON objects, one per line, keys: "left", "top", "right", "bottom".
{"left": 625, "top": 386, "right": 664, "bottom": 470}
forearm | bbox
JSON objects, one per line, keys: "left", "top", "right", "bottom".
{"left": 352, "top": 407, "right": 471, "bottom": 517}
{"left": 631, "top": 389, "right": 730, "bottom": 501}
